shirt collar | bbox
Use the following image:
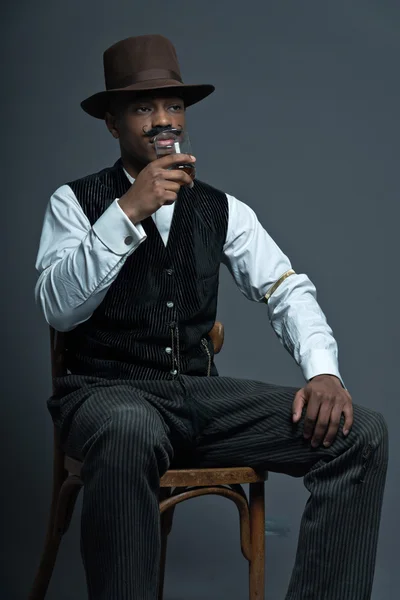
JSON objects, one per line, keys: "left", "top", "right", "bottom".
{"left": 123, "top": 167, "right": 135, "bottom": 184}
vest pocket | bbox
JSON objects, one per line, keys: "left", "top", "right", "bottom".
{"left": 201, "top": 338, "right": 212, "bottom": 377}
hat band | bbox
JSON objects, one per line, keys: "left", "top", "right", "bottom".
{"left": 107, "top": 68, "right": 183, "bottom": 89}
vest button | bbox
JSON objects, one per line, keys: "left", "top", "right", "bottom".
{"left": 170, "top": 369, "right": 178, "bottom": 376}
{"left": 165, "top": 347, "right": 172, "bottom": 354}
{"left": 166, "top": 301, "right": 174, "bottom": 308}
{"left": 165, "top": 268, "right": 174, "bottom": 275}
{"left": 124, "top": 235, "right": 133, "bottom": 245}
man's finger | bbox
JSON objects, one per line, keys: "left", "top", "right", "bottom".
{"left": 311, "top": 403, "right": 333, "bottom": 447}
{"left": 342, "top": 402, "right": 354, "bottom": 436}
{"left": 162, "top": 168, "right": 193, "bottom": 187}
{"left": 163, "top": 190, "right": 179, "bottom": 203}
{"left": 163, "top": 180, "right": 184, "bottom": 194}
{"left": 323, "top": 405, "right": 343, "bottom": 447}
{"left": 292, "top": 389, "right": 306, "bottom": 423}
{"left": 303, "top": 398, "right": 320, "bottom": 439}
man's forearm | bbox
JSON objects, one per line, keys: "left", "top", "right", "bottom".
{"left": 35, "top": 245, "right": 125, "bottom": 331}
{"left": 35, "top": 186, "right": 147, "bottom": 331}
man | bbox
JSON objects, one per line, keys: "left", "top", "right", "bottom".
{"left": 35, "top": 34, "right": 388, "bottom": 600}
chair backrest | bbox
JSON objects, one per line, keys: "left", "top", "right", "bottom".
{"left": 50, "top": 328, "right": 67, "bottom": 382}
{"left": 49, "top": 321, "right": 225, "bottom": 390}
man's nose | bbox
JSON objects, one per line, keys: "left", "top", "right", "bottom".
{"left": 152, "top": 108, "right": 171, "bottom": 128}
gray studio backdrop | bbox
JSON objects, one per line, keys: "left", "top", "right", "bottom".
{"left": 2, "top": 1, "right": 399, "bottom": 599}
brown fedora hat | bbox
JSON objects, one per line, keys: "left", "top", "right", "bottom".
{"left": 81, "top": 34, "right": 215, "bottom": 119}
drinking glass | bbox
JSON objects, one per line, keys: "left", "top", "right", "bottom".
{"left": 153, "top": 129, "right": 195, "bottom": 180}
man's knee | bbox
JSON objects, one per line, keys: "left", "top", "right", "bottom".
{"left": 353, "top": 406, "right": 389, "bottom": 447}
{"left": 82, "top": 401, "right": 172, "bottom": 471}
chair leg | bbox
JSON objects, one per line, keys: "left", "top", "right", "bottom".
{"left": 249, "top": 481, "right": 265, "bottom": 600}
{"left": 158, "top": 502, "right": 176, "bottom": 600}
{"left": 28, "top": 476, "right": 82, "bottom": 600}
{"left": 54, "top": 475, "right": 83, "bottom": 536}
{"left": 28, "top": 527, "right": 63, "bottom": 600}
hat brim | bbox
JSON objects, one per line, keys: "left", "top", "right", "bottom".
{"left": 81, "top": 81, "right": 215, "bottom": 119}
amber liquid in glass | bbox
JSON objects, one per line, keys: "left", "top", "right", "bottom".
{"left": 175, "top": 163, "right": 195, "bottom": 180}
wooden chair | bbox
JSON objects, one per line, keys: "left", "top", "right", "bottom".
{"left": 29, "top": 323, "right": 267, "bottom": 600}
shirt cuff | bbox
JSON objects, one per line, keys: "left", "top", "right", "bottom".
{"left": 300, "top": 349, "right": 346, "bottom": 388}
{"left": 92, "top": 199, "right": 146, "bottom": 255}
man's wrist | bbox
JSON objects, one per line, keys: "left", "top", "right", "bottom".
{"left": 309, "top": 374, "right": 344, "bottom": 388}
{"left": 310, "top": 373, "right": 339, "bottom": 381}
{"left": 118, "top": 197, "right": 141, "bottom": 224}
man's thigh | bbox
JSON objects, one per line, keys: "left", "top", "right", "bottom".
{"left": 184, "top": 375, "right": 378, "bottom": 476}
{"left": 52, "top": 376, "right": 192, "bottom": 462}
{"left": 59, "top": 382, "right": 166, "bottom": 460}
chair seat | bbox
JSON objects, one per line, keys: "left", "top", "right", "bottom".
{"left": 65, "top": 455, "right": 267, "bottom": 487}
{"left": 160, "top": 467, "right": 267, "bottom": 487}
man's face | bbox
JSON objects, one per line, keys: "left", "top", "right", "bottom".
{"left": 106, "top": 93, "right": 186, "bottom": 167}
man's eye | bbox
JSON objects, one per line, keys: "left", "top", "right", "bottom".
{"left": 170, "top": 105, "right": 183, "bottom": 111}
{"left": 136, "top": 107, "right": 150, "bottom": 114}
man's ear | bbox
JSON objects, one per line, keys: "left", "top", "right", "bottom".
{"left": 105, "top": 112, "right": 120, "bottom": 139}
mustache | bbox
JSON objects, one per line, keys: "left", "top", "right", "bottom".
{"left": 144, "top": 126, "right": 183, "bottom": 141}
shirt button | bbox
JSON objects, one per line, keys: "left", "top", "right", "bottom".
{"left": 165, "top": 347, "right": 172, "bottom": 354}
{"left": 170, "top": 369, "right": 178, "bottom": 376}
{"left": 124, "top": 235, "right": 133, "bottom": 245}
{"left": 166, "top": 301, "right": 174, "bottom": 308}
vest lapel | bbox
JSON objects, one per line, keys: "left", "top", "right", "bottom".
{"left": 113, "top": 160, "right": 132, "bottom": 197}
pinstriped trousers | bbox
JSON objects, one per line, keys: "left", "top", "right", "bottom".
{"left": 51, "top": 373, "right": 388, "bottom": 600}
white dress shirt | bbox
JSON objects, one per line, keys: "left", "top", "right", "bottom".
{"left": 35, "top": 168, "right": 343, "bottom": 383}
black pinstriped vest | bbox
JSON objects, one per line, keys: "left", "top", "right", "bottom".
{"left": 64, "top": 160, "right": 229, "bottom": 380}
